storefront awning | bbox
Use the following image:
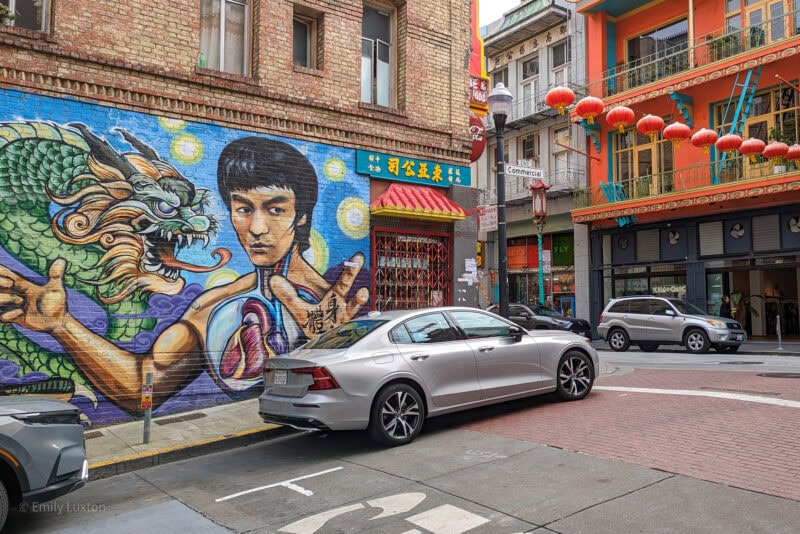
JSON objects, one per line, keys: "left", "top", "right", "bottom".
{"left": 370, "top": 183, "right": 466, "bottom": 222}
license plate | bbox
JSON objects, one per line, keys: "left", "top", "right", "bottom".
{"left": 272, "top": 370, "right": 287, "bottom": 385}
{"left": 736, "top": 334, "right": 743, "bottom": 341}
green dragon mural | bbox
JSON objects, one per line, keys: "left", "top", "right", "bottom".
{"left": 0, "top": 121, "right": 231, "bottom": 404}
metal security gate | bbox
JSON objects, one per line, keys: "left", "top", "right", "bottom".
{"left": 372, "top": 228, "right": 451, "bottom": 311}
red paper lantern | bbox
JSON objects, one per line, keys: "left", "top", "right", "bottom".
{"left": 691, "top": 128, "right": 719, "bottom": 154}
{"left": 605, "top": 106, "right": 635, "bottom": 133}
{"left": 636, "top": 114, "right": 665, "bottom": 142}
{"left": 739, "top": 138, "right": 766, "bottom": 163}
{"left": 575, "top": 96, "right": 605, "bottom": 125}
{"left": 545, "top": 86, "right": 575, "bottom": 115}
{"left": 787, "top": 144, "right": 800, "bottom": 161}
{"left": 763, "top": 141, "right": 789, "bottom": 163}
{"left": 663, "top": 122, "right": 691, "bottom": 147}
{"left": 715, "top": 133, "right": 743, "bottom": 157}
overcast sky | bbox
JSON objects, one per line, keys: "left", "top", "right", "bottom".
{"left": 479, "top": 0, "right": 520, "bottom": 27}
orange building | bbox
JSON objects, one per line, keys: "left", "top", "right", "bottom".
{"left": 572, "top": 0, "right": 800, "bottom": 338}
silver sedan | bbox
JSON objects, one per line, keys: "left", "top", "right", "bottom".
{"left": 259, "top": 306, "right": 598, "bottom": 446}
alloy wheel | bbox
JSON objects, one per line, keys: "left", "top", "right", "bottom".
{"left": 559, "top": 355, "right": 592, "bottom": 398}
{"left": 380, "top": 390, "right": 421, "bottom": 440}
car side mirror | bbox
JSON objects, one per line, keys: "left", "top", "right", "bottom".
{"left": 665, "top": 309, "right": 676, "bottom": 316}
{"left": 508, "top": 325, "right": 524, "bottom": 342}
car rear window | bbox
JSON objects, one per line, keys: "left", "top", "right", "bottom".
{"left": 607, "top": 301, "right": 629, "bottom": 313}
{"left": 303, "top": 319, "right": 388, "bottom": 349}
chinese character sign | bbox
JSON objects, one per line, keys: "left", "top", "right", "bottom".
{"left": 356, "top": 150, "right": 471, "bottom": 188}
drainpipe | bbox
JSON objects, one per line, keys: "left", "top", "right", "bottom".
{"left": 688, "top": 0, "right": 695, "bottom": 68}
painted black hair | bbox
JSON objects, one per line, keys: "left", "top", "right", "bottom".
{"left": 217, "top": 137, "right": 318, "bottom": 252}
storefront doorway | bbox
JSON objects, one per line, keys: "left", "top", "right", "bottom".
{"left": 707, "top": 264, "right": 800, "bottom": 337}
{"left": 372, "top": 228, "right": 451, "bottom": 311}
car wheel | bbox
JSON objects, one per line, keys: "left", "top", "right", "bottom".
{"left": 0, "top": 479, "right": 8, "bottom": 532}
{"left": 608, "top": 328, "right": 630, "bottom": 352}
{"left": 556, "top": 351, "right": 594, "bottom": 401}
{"left": 638, "top": 343, "right": 659, "bottom": 352}
{"left": 684, "top": 329, "right": 710, "bottom": 354}
{"left": 368, "top": 383, "right": 425, "bottom": 446}
{"left": 716, "top": 345, "right": 740, "bottom": 354}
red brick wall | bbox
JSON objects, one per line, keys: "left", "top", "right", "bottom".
{"left": 0, "top": 0, "right": 472, "bottom": 162}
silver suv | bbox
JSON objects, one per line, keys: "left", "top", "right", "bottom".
{"left": 597, "top": 296, "right": 747, "bottom": 354}
{"left": 0, "top": 397, "right": 88, "bottom": 529}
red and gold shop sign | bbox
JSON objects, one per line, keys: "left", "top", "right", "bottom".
{"left": 468, "top": 1, "right": 489, "bottom": 116}
{"left": 469, "top": 111, "right": 486, "bottom": 162}
{"left": 508, "top": 245, "right": 528, "bottom": 269}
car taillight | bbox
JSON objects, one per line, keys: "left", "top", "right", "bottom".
{"left": 599, "top": 314, "right": 604, "bottom": 323}
{"left": 292, "top": 367, "right": 340, "bottom": 390}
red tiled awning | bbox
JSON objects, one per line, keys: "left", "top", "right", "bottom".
{"left": 370, "top": 183, "right": 466, "bottom": 222}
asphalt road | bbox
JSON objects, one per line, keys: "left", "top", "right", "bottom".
{"left": 599, "top": 347, "right": 800, "bottom": 373}
{"left": 5, "top": 350, "right": 800, "bottom": 533}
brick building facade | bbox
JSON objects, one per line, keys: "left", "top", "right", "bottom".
{"left": 0, "top": 0, "right": 475, "bottom": 426}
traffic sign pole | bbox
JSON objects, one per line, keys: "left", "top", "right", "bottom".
{"left": 142, "top": 373, "right": 153, "bottom": 444}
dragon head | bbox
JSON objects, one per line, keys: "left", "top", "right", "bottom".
{"left": 51, "top": 124, "right": 231, "bottom": 304}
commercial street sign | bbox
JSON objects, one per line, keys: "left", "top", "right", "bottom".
{"left": 505, "top": 165, "right": 544, "bottom": 179}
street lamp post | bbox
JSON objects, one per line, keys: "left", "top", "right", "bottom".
{"left": 488, "top": 83, "right": 513, "bottom": 318}
{"left": 531, "top": 179, "right": 551, "bottom": 306}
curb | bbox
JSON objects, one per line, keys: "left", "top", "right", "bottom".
{"left": 88, "top": 425, "right": 295, "bottom": 480}
{"left": 593, "top": 346, "right": 800, "bottom": 356}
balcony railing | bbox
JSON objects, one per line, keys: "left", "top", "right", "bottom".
{"left": 583, "top": 8, "right": 800, "bottom": 99}
{"left": 483, "top": 82, "right": 581, "bottom": 130}
{"left": 573, "top": 154, "right": 798, "bottom": 209}
{"left": 480, "top": 168, "right": 586, "bottom": 205}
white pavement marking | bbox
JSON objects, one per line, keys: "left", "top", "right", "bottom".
{"left": 367, "top": 493, "right": 427, "bottom": 520}
{"left": 279, "top": 503, "right": 365, "bottom": 534}
{"left": 406, "top": 504, "right": 490, "bottom": 534}
{"left": 595, "top": 386, "right": 800, "bottom": 408}
{"left": 215, "top": 466, "right": 343, "bottom": 502}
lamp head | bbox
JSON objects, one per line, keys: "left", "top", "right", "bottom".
{"left": 488, "top": 83, "right": 513, "bottom": 123}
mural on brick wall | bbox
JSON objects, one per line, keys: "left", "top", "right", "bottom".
{"left": 0, "top": 90, "right": 371, "bottom": 425}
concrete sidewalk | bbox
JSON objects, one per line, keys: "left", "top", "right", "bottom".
{"left": 86, "top": 398, "right": 292, "bottom": 480}
{"left": 84, "top": 337, "right": 799, "bottom": 481}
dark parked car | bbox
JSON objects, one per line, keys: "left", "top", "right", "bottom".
{"left": 0, "top": 397, "right": 88, "bottom": 529}
{"left": 488, "top": 303, "right": 592, "bottom": 338}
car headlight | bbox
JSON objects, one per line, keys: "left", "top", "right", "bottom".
{"left": 12, "top": 411, "right": 81, "bottom": 425}
{"left": 553, "top": 319, "right": 571, "bottom": 328}
{"left": 704, "top": 319, "right": 727, "bottom": 328}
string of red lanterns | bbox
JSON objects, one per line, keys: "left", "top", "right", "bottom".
{"left": 540, "top": 88, "right": 787, "bottom": 163}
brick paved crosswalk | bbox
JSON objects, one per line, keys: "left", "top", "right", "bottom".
{"left": 461, "top": 369, "right": 800, "bottom": 502}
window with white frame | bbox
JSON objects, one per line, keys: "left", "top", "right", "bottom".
{"left": 1, "top": 0, "right": 48, "bottom": 32}
{"left": 520, "top": 56, "right": 539, "bottom": 116}
{"left": 552, "top": 127, "right": 570, "bottom": 185}
{"left": 199, "top": 0, "right": 250, "bottom": 76}
{"left": 491, "top": 67, "right": 508, "bottom": 90}
{"left": 361, "top": 5, "right": 393, "bottom": 107}
{"left": 520, "top": 133, "right": 540, "bottom": 168}
{"left": 293, "top": 15, "right": 315, "bottom": 68}
{"left": 551, "top": 38, "right": 571, "bottom": 87}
